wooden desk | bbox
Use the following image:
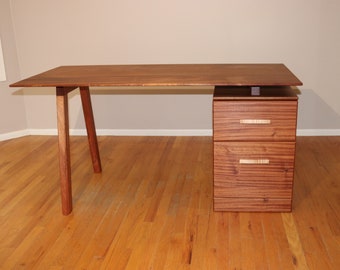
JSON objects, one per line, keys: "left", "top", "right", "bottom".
{"left": 10, "top": 64, "right": 302, "bottom": 215}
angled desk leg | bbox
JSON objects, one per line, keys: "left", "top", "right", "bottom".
{"left": 56, "top": 87, "right": 75, "bottom": 215}
{"left": 79, "top": 86, "right": 102, "bottom": 173}
{"left": 56, "top": 86, "right": 101, "bottom": 215}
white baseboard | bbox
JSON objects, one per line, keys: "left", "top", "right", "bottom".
{"left": 297, "top": 129, "right": 340, "bottom": 136}
{"left": 27, "top": 129, "right": 58, "bottom": 136}
{"left": 1, "top": 128, "right": 340, "bottom": 141}
{"left": 0, "top": 128, "right": 212, "bottom": 141}
{"left": 0, "top": 129, "right": 30, "bottom": 141}
{"left": 94, "top": 129, "right": 213, "bottom": 136}
{"left": 29, "top": 128, "right": 213, "bottom": 136}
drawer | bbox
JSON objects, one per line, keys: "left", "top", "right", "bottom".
{"left": 214, "top": 142, "right": 295, "bottom": 210}
{"left": 213, "top": 100, "right": 297, "bottom": 141}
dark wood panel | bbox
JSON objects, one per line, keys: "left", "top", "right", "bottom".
{"left": 214, "top": 142, "right": 295, "bottom": 211}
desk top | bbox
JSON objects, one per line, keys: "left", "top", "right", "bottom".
{"left": 10, "top": 64, "right": 302, "bottom": 88}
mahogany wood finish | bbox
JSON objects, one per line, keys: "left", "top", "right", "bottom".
{"left": 213, "top": 86, "right": 298, "bottom": 211}
{"left": 213, "top": 100, "right": 298, "bottom": 141}
{"left": 214, "top": 142, "right": 295, "bottom": 211}
{"left": 10, "top": 64, "right": 302, "bottom": 87}
{"left": 10, "top": 64, "right": 302, "bottom": 215}
{"left": 56, "top": 87, "right": 73, "bottom": 215}
{"left": 79, "top": 86, "right": 102, "bottom": 173}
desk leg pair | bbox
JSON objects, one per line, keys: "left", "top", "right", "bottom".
{"left": 56, "top": 86, "right": 101, "bottom": 215}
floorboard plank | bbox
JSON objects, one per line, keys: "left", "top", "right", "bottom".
{"left": 0, "top": 136, "right": 339, "bottom": 269}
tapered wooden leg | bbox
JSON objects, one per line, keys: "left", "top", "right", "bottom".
{"left": 56, "top": 87, "right": 73, "bottom": 215}
{"left": 79, "top": 86, "right": 102, "bottom": 173}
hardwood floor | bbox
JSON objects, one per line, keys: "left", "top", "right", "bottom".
{"left": 0, "top": 136, "right": 339, "bottom": 269}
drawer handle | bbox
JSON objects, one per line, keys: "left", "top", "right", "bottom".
{"left": 240, "top": 119, "right": 271, "bottom": 124}
{"left": 239, "top": 159, "right": 270, "bottom": 164}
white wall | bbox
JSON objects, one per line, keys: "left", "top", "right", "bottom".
{"left": 0, "top": 0, "right": 26, "bottom": 136}
{"left": 2, "top": 0, "right": 340, "bottom": 136}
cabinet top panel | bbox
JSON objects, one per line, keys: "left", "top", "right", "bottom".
{"left": 213, "top": 86, "right": 298, "bottom": 101}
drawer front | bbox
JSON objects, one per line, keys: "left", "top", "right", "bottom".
{"left": 213, "top": 100, "right": 297, "bottom": 141}
{"left": 214, "top": 142, "right": 295, "bottom": 202}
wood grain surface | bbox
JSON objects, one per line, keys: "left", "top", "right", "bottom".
{"left": 214, "top": 142, "right": 296, "bottom": 211}
{"left": 10, "top": 64, "right": 302, "bottom": 88}
{"left": 213, "top": 86, "right": 298, "bottom": 212}
{"left": 0, "top": 136, "right": 339, "bottom": 269}
{"left": 213, "top": 100, "right": 298, "bottom": 141}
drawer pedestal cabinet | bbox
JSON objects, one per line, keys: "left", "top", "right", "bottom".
{"left": 213, "top": 86, "right": 298, "bottom": 212}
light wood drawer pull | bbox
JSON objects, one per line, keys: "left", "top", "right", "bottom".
{"left": 239, "top": 159, "right": 270, "bottom": 164}
{"left": 240, "top": 119, "right": 271, "bottom": 124}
